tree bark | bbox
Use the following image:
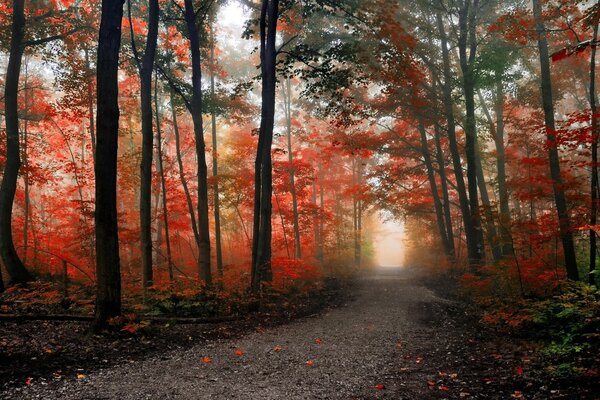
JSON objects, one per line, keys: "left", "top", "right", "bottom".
{"left": 475, "top": 141, "right": 502, "bottom": 261}
{"left": 129, "top": 0, "right": 159, "bottom": 293}
{"left": 418, "top": 122, "right": 451, "bottom": 255}
{"left": 209, "top": 26, "right": 224, "bottom": 278}
{"left": 251, "top": 0, "right": 279, "bottom": 291}
{"left": 589, "top": 8, "right": 599, "bottom": 285}
{"left": 532, "top": 0, "right": 579, "bottom": 280}
{"left": 433, "top": 122, "right": 455, "bottom": 256}
{"left": 457, "top": 0, "right": 484, "bottom": 264}
{"left": 0, "top": 0, "right": 34, "bottom": 285}
{"left": 155, "top": 80, "right": 174, "bottom": 286}
{"left": 183, "top": 0, "right": 211, "bottom": 285}
{"left": 170, "top": 90, "right": 200, "bottom": 246}
{"left": 436, "top": 12, "right": 479, "bottom": 267}
{"left": 283, "top": 77, "right": 302, "bottom": 259}
{"left": 94, "top": 0, "right": 125, "bottom": 327}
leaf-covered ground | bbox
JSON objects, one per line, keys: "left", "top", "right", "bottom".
{"left": 1, "top": 268, "right": 597, "bottom": 399}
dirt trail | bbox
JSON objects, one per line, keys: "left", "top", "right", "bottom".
{"left": 3, "top": 268, "right": 536, "bottom": 399}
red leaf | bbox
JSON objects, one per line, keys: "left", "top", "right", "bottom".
{"left": 375, "top": 384, "right": 385, "bottom": 390}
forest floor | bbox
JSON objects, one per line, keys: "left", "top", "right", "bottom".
{"left": 1, "top": 267, "right": 597, "bottom": 399}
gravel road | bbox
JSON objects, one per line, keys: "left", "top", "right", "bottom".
{"left": 6, "top": 268, "right": 456, "bottom": 400}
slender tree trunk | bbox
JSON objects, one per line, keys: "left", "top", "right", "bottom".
{"left": 85, "top": 48, "right": 96, "bottom": 163}
{"left": 274, "top": 190, "right": 291, "bottom": 258}
{"left": 0, "top": 0, "right": 33, "bottom": 285}
{"left": 433, "top": 122, "right": 455, "bottom": 256}
{"left": 155, "top": 79, "right": 174, "bottom": 286}
{"left": 183, "top": 0, "right": 211, "bottom": 285}
{"left": 283, "top": 77, "right": 302, "bottom": 259}
{"left": 436, "top": 12, "right": 479, "bottom": 267}
{"left": 251, "top": 0, "right": 279, "bottom": 291}
{"left": 22, "top": 61, "right": 30, "bottom": 265}
{"left": 170, "top": 90, "right": 200, "bottom": 245}
{"left": 457, "top": 0, "right": 484, "bottom": 264}
{"left": 532, "top": 0, "right": 579, "bottom": 280}
{"left": 418, "top": 122, "right": 451, "bottom": 255}
{"left": 589, "top": 12, "right": 599, "bottom": 285}
{"left": 474, "top": 141, "right": 502, "bottom": 261}
{"left": 129, "top": 0, "right": 159, "bottom": 294}
{"left": 209, "top": 26, "right": 224, "bottom": 278}
{"left": 318, "top": 165, "right": 325, "bottom": 262}
{"left": 94, "top": 0, "right": 125, "bottom": 327}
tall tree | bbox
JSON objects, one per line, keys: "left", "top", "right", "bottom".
{"left": 532, "top": 0, "right": 579, "bottom": 280}
{"left": 127, "top": 0, "right": 160, "bottom": 293}
{"left": 183, "top": 0, "right": 211, "bottom": 285}
{"left": 0, "top": 0, "right": 34, "bottom": 285}
{"left": 94, "top": 0, "right": 126, "bottom": 326}
{"left": 209, "top": 23, "right": 224, "bottom": 278}
{"left": 457, "top": 0, "right": 484, "bottom": 263}
{"left": 251, "top": 0, "right": 279, "bottom": 291}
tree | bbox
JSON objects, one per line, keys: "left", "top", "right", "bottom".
{"left": 94, "top": 0, "right": 126, "bottom": 327}
{"left": 251, "top": 0, "right": 279, "bottom": 291}
{"left": 127, "top": 0, "right": 160, "bottom": 293}
{"left": 0, "top": 0, "right": 34, "bottom": 285}
{"left": 532, "top": 0, "right": 579, "bottom": 280}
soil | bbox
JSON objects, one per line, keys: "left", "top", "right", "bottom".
{"left": 1, "top": 268, "right": 597, "bottom": 399}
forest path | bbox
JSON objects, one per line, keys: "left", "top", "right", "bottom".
{"left": 10, "top": 268, "right": 471, "bottom": 400}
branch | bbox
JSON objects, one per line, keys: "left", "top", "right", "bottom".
{"left": 127, "top": 0, "right": 142, "bottom": 71}
{"left": 156, "top": 64, "right": 192, "bottom": 112}
{"left": 24, "top": 29, "right": 79, "bottom": 47}
{"left": 276, "top": 34, "right": 298, "bottom": 54}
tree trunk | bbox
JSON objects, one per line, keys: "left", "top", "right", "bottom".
{"left": 433, "top": 122, "right": 455, "bottom": 256}
{"left": 283, "top": 77, "right": 302, "bottom": 259}
{"left": 209, "top": 26, "right": 224, "bottom": 278}
{"left": 436, "top": 12, "right": 479, "bottom": 267}
{"left": 457, "top": 0, "right": 484, "bottom": 264}
{"left": 475, "top": 141, "right": 502, "bottom": 261}
{"left": 532, "top": 0, "right": 579, "bottom": 280}
{"left": 183, "top": 0, "right": 211, "bottom": 285}
{"left": 0, "top": 0, "right": 34, "bottom": 285}
{"left": 85, "top": 48, "right": 96, "bottom": 163}
{"left": 94, "top": 0, "right": 125, "bottom": 327}
{"left": 589, "top": 9, "right": 599, "bottom": 285}
{"left": 155, "top": 79, "right": 174, "bottom": 287}
{"left": 22, "top": 61, "right": 30, "bottom": 265}
{"left": 130, "top": 0, "right": 159, "bottom": 294}
{"left": 251, "top": 0, "right": 279, "bottom": 291}
{"left": 170, "top": 89, "right": 200, "bottom": 246}
{"left": 418, "top": 122, "right": 451, "bottom": 255}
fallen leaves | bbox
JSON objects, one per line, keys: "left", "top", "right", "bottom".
{"left": 375, "top": 384, "right": 385, "bottom": 390}
{"left": 314, "top": 338, "right": 322, "bottom": 344}
{"left": 306, "top": 360, "right": 314, "bottom": 367}
{"left": 234, "top": 349, "right": 244, "bottom": 356}
{"left": 76, "top": 373, "right": 86, "bottom": 379}
{"left": 25, "top": 377, "right": 33, "bottom": 385}
{"left": 273, "top": 346, "right": 283, "bottom": 352}
{"left": 201, "top": 356, "right": 212, "bottom": 364}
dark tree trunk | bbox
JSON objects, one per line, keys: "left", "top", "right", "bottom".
{"left": 532, "top": 0, "right": 579, "bottom": 280}
{"left": 170, "top": 90, "right": 200, "bottom": 245}
{"left": 94, "top": 0, "right": 125, "bottom": 327}
{"left": 457, "top": 0, "right": 484, "bottom": 264}
{"left": 418, "top": 122, "right": 451, "bottom": 256}
{"left": 209, "top": 27, "right": 223, "bottom": 278}
{"left": 589, "top": 9, "right": 599, "bottom": 285}
{"left": 436, "top": 12, "right": 479, "bottom": 267}
{"left": 22, "top": 62, "right": 30, "bottom": 265}
{"left": 0, "top": 0, "right": 34, "bottom": 285}
{"left": 283, "top": 77, "right": 301, "bottom": 259}
{"left": 251, "top": 0, "right": 279, "bottom": 291}
{"left": 129, "top": 0, "right": 159, "bottom": 293}
{"left": 433, "top": 122, "right": 455, "bottom": 256}
{"left": 183, "top": 0, "right": 211, "bottom": 285}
